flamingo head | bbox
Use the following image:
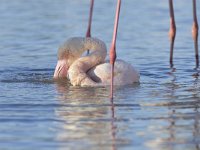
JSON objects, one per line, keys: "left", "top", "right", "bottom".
{"left": 53, "top": 59, "right": 69, "bottom": 79}
{"left": 53, "top": 47, "right": 76, "bottom": 79}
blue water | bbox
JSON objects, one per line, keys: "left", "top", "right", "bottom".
{"left": 0, "top": 0, "right": 200, "bottom": 149}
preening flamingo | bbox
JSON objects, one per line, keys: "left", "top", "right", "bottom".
{"left": 53, "top": 37, "right": 139, "bottom": 86}
{"left": 53, "top": 0, "right": 139, "bottom": 90}
{"left": 169, "top": 0, "right": 199, "bottom": 67}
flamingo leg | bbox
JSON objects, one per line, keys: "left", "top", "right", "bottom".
{"left": 192, "top": 0, "right": 199, "bottom": 68}
{"left": 86, "top": 0, "right": 94, "bottom": 55}
{"left": 169, "top": 0, "right": 176, "bottom": 68}
{"left": 110, "top": 0, "right": 121, "bottom": 99}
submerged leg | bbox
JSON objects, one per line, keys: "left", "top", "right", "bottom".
{"left": 192, "top": 0, "right": 199, "bottom": 68}
{"left": 169, "top": 0, "right": 176, "bottom": 68}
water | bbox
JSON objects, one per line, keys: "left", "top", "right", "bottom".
{"left": 0, "top": 0, "right": 200, "bottom": 149}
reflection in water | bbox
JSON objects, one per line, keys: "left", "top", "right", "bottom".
{"left": 54, "top": 82, "right": 118, "bottom": 150}
{"left": 145, "top": 70, "right": 200, "bottom": 150}
{"left": 193, "top": 107, "right": 200, "bottom": 150}
{"left": 53, "top": 68, "right": 200, "bottom": 150}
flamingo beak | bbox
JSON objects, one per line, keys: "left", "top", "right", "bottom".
{"left": 53, "top": 59, "right": 69, "bottom": 79}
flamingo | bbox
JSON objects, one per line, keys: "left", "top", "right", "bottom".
{"left": 53, "top": 0, "right": 139, "bottom": 92}
{"left": 169, "top": 0, "right": 199, "bottom": 67}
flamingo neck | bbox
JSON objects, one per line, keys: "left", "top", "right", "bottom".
{"left": 66, "top": 37, "right": 107, "bottom": 86}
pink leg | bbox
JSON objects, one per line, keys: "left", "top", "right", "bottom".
{"left": 192, "top": 0, "right": 199, "bottom": 68}
{"left": 86, "top": 0, "right": 94, "bottom": 55}
{"left": 110, "top": 0, "right": 121, "bottom": 99}
{"left": 169, "top": 0, "right": 176, "bottom": 68}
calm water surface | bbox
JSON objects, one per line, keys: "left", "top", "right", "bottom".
{"left": 0, "top": 0, "right": 200, "bottom": 150}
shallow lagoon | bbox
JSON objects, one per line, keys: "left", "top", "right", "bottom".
{"left": 0, "top": 0, "right": 200, "bottom": 149}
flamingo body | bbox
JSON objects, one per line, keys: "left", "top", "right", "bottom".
{"left": 88, "top": 60, "right": 139, "bottom": 85}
